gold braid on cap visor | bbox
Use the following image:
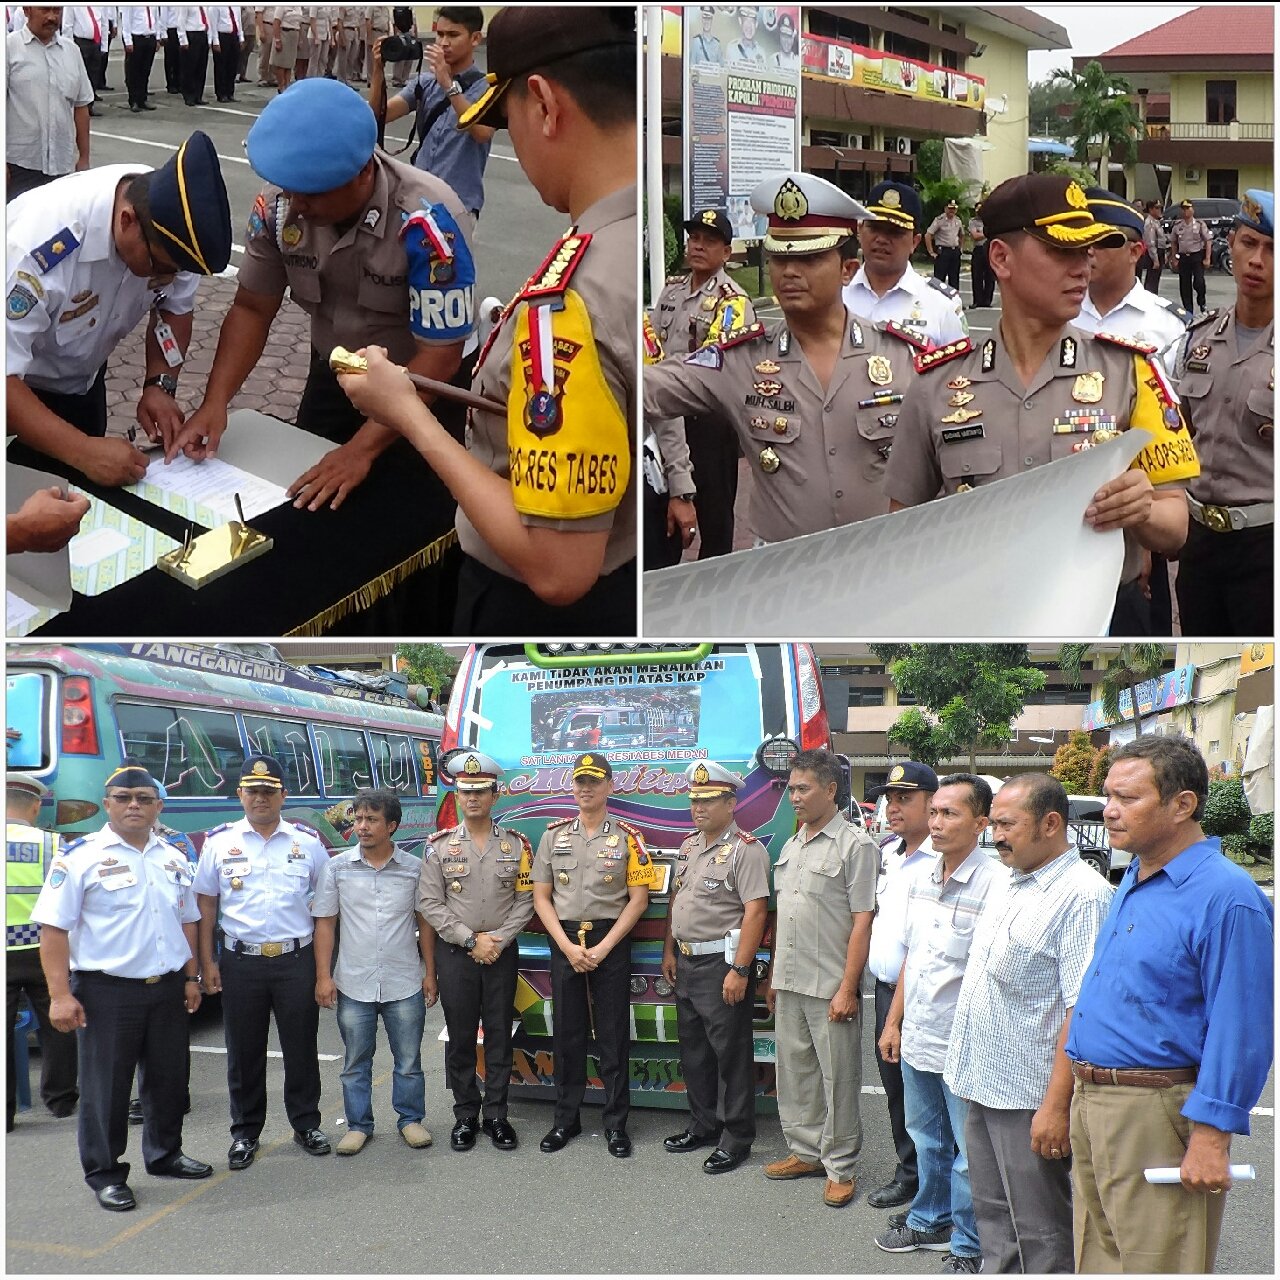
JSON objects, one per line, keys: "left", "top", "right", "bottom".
{"left": 1034, "top": 211, "right": 1116, "bottom": 244}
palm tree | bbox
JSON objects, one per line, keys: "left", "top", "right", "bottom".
{"left": 1048, "top": 60, "right": 1141, "bottom": 185}
{"left": 1059, "top": 643, "right": 1169, "bottom": 734}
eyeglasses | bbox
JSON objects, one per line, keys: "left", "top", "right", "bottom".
{"left": 106, "top": 790, "right": 160, "bottom": 804}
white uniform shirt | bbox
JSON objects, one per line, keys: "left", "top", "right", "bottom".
{"left": 842, "top": 264, "right": 968, "bottom": 346}
{"left": 30, "top": 826, "right": 199, "bottom": 978}
{"left": 211, "top": 5, "right": 240, "bottom": 35}
{"left": 175, "top": 6, "right": 210, "bottom": 40}
{"left": 6, "top": 165, "right": 201, "bottom": 394}
{"left": 193, "top": 816, "right": 330, "bottom": 945}
{"left": 5, "top": 26, "right": 94, "bottom": 178}
{"left": 8, "top": 8, "right": 28, "bottom": 33}
{"left": 1075, "top": 279, "right": 1189, "bottom": 374}
{"left": 866, "top": 835, "right": 935, "bottom": 985}
{"left": 62, "top": 6, "right": 111, "bottom": 48}
{"left": 119, "top": 7, "right": 163, "bottom": 40}
{"left": 160, "top": 6, "right": 184, "bottom": 31}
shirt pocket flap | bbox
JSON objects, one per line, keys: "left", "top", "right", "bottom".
{"left": 938, "top": 440, "right": 1002, "bottom": 482}
{"left": 806, "top": 854, "right": 842, "bottom": 878}
{"left": 1246, "top": 387, "right": 1273, "bottom": 421}
{"left": 1177, "top": 371, "right": 1213, "bottom": 401}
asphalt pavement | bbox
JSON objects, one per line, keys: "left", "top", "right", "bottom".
{"left": 6, "top": 997, "right": 1274, "bottom": 1274}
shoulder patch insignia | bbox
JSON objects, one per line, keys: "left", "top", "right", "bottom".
{"left": 913, "top": 337, "right": 973, "bottom": 374}
{"left": 521, "top": 232, "right": 592, "bottom": 300}
{"left": 883, "top": 319, "right": 931, "bottom": 350}
{"left": 717, "top": 320, "right": 767, "bottom": 350}
{"left": 1094, "top": 331, "right": 1157, "bottom": 355}
{"left": 429, "top": 824, "right": 462, "bottom": 841}
{"left": 30, "top": 228, "right": 80, "bottom": 274}
{"left": 684, "top": 345, "right": 723, "bottom": 369}
{"left": 927, "top": 277, "right": 960, "bottom": 299}
{"left": 665, "top": 273, "right": 689, "bottom": 286}
{"left": 738, "top": 830, "right": 758, "bottom": 842}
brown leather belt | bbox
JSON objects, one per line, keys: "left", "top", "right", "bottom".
{"left": 1071, "top": 1061, "right": 1198, "bottom": 1088}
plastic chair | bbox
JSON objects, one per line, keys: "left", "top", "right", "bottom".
{"left": 13, "top": 999, "right": 35, "bottom": 1111}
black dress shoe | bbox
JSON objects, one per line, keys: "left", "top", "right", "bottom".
{"left": 482, "top": 1117, "right": 518, "bottom": 1150}
{"left": 294, "top": 1128, "right": 331, "bottom": 1155}
{"left": 867, "top": 1178, "right": 917, "bottom": 1209}
{"left": 663, "top": 1129, "right": 715, "bottom": 1153}
{"left": 148, "top": 1153, "right": 213, "bottom": 1179}
{"left": 130, "top": 103, "right": 142, "bottom": 112}
{"left": 703, "top": 1147, "right": 751, "bottom": 1175}
{"left": 539, "top": 1122, "right": 581, "bottom": 1153}
{"left": 450, "top": 1117, "right": 479, "bottom": 1151}
{"left": 228, "top": 1137, "right": 259, "bottom": 1170}
{"left": 142, "top": 102, "right": 157, "bottom": 109}
{"left": 193, "top": 98, "right": 208, "bottom": 105}
{"left": 606, "top": 1129, "right": 632, "bottom": 1158}
{"left": 95, "top": 1183, "right": 136, "bottom": 1212}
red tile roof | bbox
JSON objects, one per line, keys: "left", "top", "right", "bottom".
{"left": 1100, "top": 6, "right": 1274, "bottom": 58}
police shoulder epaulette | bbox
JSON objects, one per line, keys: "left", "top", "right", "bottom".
{"left": 428, "top": 824, "right": 461, "bottom": 842}
{"left": 883, "top": 319, "right": 931, "bottom": 351}
{"left": 1093, "top": 331, "right": 1157, "bottom": 355}
{"left": 717, "top": 280, "right": 744, "bottom": 298}
{"left": 1153, "top": 295, "right": 1192, "bottom": 326}
{"left": 521, "top": 231, "right": 593, "bottom": 301}
{"left": 509, "top": 828, "right": 534, "bottom": 849}
{"left": 615, "top": 819, "right": 646, "bottom": 840}
{"left": 205, "top": 822, "right": 235, "bottom": 837}
{"left": 736, "top": 829, "right": 759, "bottom": 843}
{"left": 717, "top": 321, "right": 767, "bottom": 350}
{"left": 546, "top": 816, "right": 575, "bottom": 830}
{"left": 666, "top": 273, "right": 688, "bottom": 286}
{"left": 1182, "top": 308, "right": 1222, "bottom": 333}
{"left": 927, "top": 277, "right": 960, "bottom": 300}
{"left": 290, "top": 820, "right": 321, "bottom": 839}
{"left": 61, "top": 836, "right": 88, "bottom": 855}
{"left": 913, "top": 337, "right": 972, "bottom": 373}
{"left": 29, "top": 228, "right": 80, "bottom": 274}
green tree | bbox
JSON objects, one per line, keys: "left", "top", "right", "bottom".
{"left": 873, "top": 645, "right": 1046, "bottom": 773}
{"left": 1087, "top": 744, "right": 1116, "bottom": 796}
{"left": 395, "top": 644, "right": 459, "bottom": 706}
{"left": 1203, "top": 775, "right": 1274, "bottom": 865}
{"left": 1027, "top": 77, "right": 1077, "bottom": 141}
{"left": 1048, "top": 59, "right": 1141, "bottom": 185}
{"left": 916, "top": 137, "right": 943, "bottom": 186}
{"left": 1059, "top": 644, "right": 1168, "bottom": 735}
{"left": 1050, "top": 730, "right": 1096, "bottom": 794}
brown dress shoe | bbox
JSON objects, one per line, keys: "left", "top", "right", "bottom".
{"left": 763, "top": 1154, "right": 825, "bottom": 1180}
{"left": 824, "top": 1177, "right": 856, "bottom": 1207}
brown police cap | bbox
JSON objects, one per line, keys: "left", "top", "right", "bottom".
{"left": 981, "top": 174, "right": 1125, "bottom": 250}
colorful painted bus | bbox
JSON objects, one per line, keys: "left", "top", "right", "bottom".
{"left": 436, "top": 642, "right": 833, "bottom": 1111}
{"left": 4, "top": 643, "right": 444, "bottom": 855}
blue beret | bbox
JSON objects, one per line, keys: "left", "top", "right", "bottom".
{"left": 1084, "top": 187, "right": 1145, "bottom": 237}
{"left": 147, "top": 131, "right": 231, "bottom": 274}
{"left": 246, "top": 79, "right": 377, "bottom": 194}
{"left": 1237, "top": 190, "right": 1273, "bottom": 238}
{"left": 865, "top": 181, "right": 922, "bottom": 232}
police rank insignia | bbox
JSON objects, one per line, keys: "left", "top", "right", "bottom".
{"left": 1060, "top": 338, "right": 1077, "bottom": 368}
{"left": 759, "top": 447, "right": 781, "bottom": 473}
{"left": 941, "top": 407, "right": 982, "bottom": 424}
{"left": 867, "top": 355, "right": 893, "bottom": 386}
{"left": 754, "top": 379, "right": 783, "bottom": 396}
{"left": 947, "top": 377, "right": 971, "bottom": 390}
{"left": 754, "top": 359, "right": 780, "bottom": 375}
{"left": 948, "top": 391, "right": 974, "bottom": 407}
{"left": 1072, "top": 372, "right": 1104, "bottom": 403}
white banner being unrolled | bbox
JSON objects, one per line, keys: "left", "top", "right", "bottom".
{"left": 643, "top": 431, "right": 1150, "bottom": 637}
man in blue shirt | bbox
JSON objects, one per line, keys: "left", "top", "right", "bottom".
{"left": 369, "top": 7, "right": 493, "bottom": 220}
{"left": 1065, "top": 735, "right": 1274, "bottom": 1273}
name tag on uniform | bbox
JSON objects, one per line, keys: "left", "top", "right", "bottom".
{"left": 222, "top": 858, "right": 252, "bottom": 878}
{"left": 99, "top": 866, "right": 138, "bottom": 890}
{"left": 941, "top": 424, "right": 984, "bottom": 444}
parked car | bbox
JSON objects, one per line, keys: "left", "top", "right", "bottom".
{"left": 978, "top": 794, "right": 1129, "bottom": 879}
{"left": 1161, "top": 197, "right": 1242, "bottom": 246}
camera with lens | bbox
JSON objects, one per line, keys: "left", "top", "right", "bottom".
{"left": 381, "top": 33, "right": 424, "bottom": 62}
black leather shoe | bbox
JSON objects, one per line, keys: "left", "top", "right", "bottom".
{"left": 606, "top": 1129, "right": 632, "bottom": 1158}
{"left": 130, "top": 103, "right": 142, "bottom": 112}
{"left": 450, "top": 1117, "right": 479, "bottom": 1151}
{"left": 482, "top": 1117, "right": 518, "bottom": 1151}
{"left": 228, "top": 1138, "right": 259, "bottom": 1170}
{"left": 96, "top": 1183, "right": 136, "bottom": 1212}
{"left": 703, "top": 1147, "right": 751, "bottom": 1174}
{"left": 148, "top": 1153, "right": 213, "bottom": 1179}
{"left": 539, "top": 1122, "right": 581, "bottom": 1153}
{"left": 663, "top": 1129, "right": 714, "bottom": 1153}
{"left": 867, "top": 1179, "right": 917, "bottom": 1209}
{"left": 142, "top": 102, "right": 157, "bottom": 110}
{"left": 128, "top": 1099, "right": 143, "bottom": 1126}
{"left": 293, "top": 1128, "right": 331, "bottom": 1156}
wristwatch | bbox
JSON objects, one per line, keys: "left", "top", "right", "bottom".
{"left": 463, "top": 932, "right": 478, "bottom": 951}
{"left": 184, "top": 975, "right": 201, "bottom": 984}
{"left": 447, "top": 78, "right": 464, "bottom": 98}
{"left": 675, "top": 492, "right": 696, "bottom": 503}
{"left": 144, "top": 374, "right": 179, "bottom": 397}
{"left": 729, "top": 962, "right": 751, "bottom": 978}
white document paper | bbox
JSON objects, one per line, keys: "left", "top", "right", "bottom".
{"left": 69, "top": 526, "right": 132, "bottom": 570}
{"left": 642, "top": 432, "right": 1149, "bottom": 638}
{"left": 6, "top": 462, "right": 74, "bottom": 635}
{"left": 128, "top": 454, "right": 290, "bottom": 526}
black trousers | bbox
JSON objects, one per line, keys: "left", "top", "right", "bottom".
{"left": 686, "top": 415, "right": 739, "bottom": 560}
{"left": 1144, "top": 260, "right": 1164, "bottom": 293}
{"left": 643, "top": 481, "right": 683, "bottom": 570}
{"left": 674, "top": 952, "right": 757, "bottom": 1154}
{"left": 933, "top": 245, "right": 961, "bottom": 290}
{"left": 1108, "top": 576, "right": 1153, "bottom": 635}
{"left": 435, "top": 941, "right": 518, "bottom": 1121}
{"left": 29, "top": 364, "right": 109, "bottom": 438}
{"left": 969, "top": 242, "right": 994, "bottom": 307}
{"left": 212, "top": 32, "right": 240, "bottom": 99}
{"left": 7, "top": 948, "right": 79, "bottom": 1129}
{"left": 874, "top": 979, "right": 918, "bottom": 1190}
{"left": 549, "top": 922, "right": 630, "bottom": 1130}
{"left": 219, "top": 944, "right": 321, "bottom": 1140}
{"left": 1178, "top": 255, "right": 1207, "bottom": 311}
{"left": 73, "top": 36, "right": 103, "bottom": 94}
{"left": 6, "top": 165, "right": 57, "bottom": 204}
{"left": 72, "top": 970, "right": 188, "bottom": 1189}
{"left": 164, "top": 28, "right": 181, "bottom": 90}
{"left": 1176, "top": 520, "right": 1274, "bottom": 635}
{"left": 124, "top": 34, "right": 157, "bottom": 107}
{"left": 454, "top": 554, "right": 637, "bottom": 635}
{"left": 179, "top": 30, "right": 209, "bottom": 103}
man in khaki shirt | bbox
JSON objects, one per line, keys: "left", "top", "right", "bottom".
{"left": 418, "top": 751, "right": 534, "bottom": 1153}
{"left": 925, "top": 200, "right": 963, "bottom": 289}
{"left": 532, "top": 753, "right": 659, "bottom": 1158}
{"left": 661, "top": 761, "right": 770, "bottom": 1175}
{"left": 764, "top": 749, "right": 878, "bottom": 1208}
{"left": 1170, "top": 199, "right": 1212, "bottom": 314}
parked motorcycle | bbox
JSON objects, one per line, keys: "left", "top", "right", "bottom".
{"left": 1211, "top": 230, "right": 1233, "bottom": 274}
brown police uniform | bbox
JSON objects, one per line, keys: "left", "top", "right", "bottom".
{"left": 668, "top": 820, "right": 771, "bottom": 1155}
{"left": 884, "top": 324, "right": 1201, "bottom": 582}
{"left": 418, "top": 821, "right": 534, "bottom": 1122}
{"left": 457, "top": 183, "right": 637, "bottom": 629}
{"left": 643, "top": 313, "right": 929, "bottom": 543}
{"left": 651, "top": 268, "right": 755, "bottom": 352}
{"left": 533, "top": 813, "right": 651, "bottom": 1131}
{"left": 1173, "top": 307, "right": 1275, "bottom": 633}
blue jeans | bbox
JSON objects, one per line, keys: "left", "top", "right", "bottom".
{"left": 901, "top": 1060, "right": 980, "bottom": 1258}
{"left": 335, "top": 991, "right": 425, "bottom": 1135}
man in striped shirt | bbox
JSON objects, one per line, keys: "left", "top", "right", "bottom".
{"left": 943, "top": 774, "right": 1113, "bottom": 1273}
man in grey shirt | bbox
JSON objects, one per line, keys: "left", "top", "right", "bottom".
{"left": 312, "top": 789, "right": 438, "bottom": 1156}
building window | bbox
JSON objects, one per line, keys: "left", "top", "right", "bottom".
{"left": 807, "top": 10, "right": 871, "bottom": 47}
{"left": 1207, "top": 169, "right": 1239, "bottom": 199}
{"left": 848, "top": 687, "right": 887, "bottom": 708}
{"left": 896, "top": 691, "right": 918, "bottom": 706}
{"left": 1205, "top": 80, "right": 1237, "bottom": 125}
{"left": 810, "top": 128, "right": 845, "bottom": 148}
{"left": 884, "top": 30, "right": 930, "bottom": 62}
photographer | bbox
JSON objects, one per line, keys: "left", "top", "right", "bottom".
{"left": 369, "top": 6, "right": 492, "bottom": 220}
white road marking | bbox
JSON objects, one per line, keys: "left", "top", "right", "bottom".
{"left": 191, "top": 1045, "right": 342, "bottom": 1062}
{"left": 89, "top": 130, "right": 250, "bottom": 164}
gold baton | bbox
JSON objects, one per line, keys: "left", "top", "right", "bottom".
{"left": 329, "top": 346, "right": 507, "bottom": 416}
{"left": 577, "top": 921, "right": 596, "bottom": 1042}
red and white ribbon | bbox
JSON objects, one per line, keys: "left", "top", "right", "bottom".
{"left": 529, "top": 303, "right": 555, "bottom": 394}
{"left": 400, "top": 209, "right": 453, "bottom": 261}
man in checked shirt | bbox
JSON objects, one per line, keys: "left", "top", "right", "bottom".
{"left": 942, "top": 774, "right": 1112, "bottom": 1274}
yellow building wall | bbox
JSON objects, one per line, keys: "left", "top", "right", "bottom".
{"left": 1169, "top": 72, "right": 1274, "bottom": 125}
{"left": 961, "top": 24, "right": 1039, "bottom": 190}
